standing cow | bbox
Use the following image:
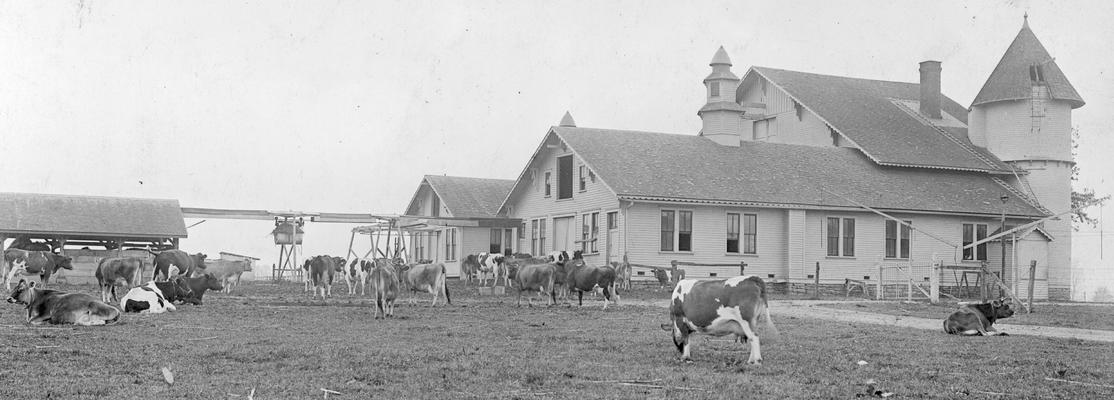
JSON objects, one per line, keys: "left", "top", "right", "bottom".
{"left": 369, "top": 259, "right": 400, "bottom": 319}
{"left": 347, "top": 258, "right": 375, "bottom": 296}
{"left": 564, "top": 251, "right": 618, "bottom": 309}
{"left": 149, "top": 250, "right": 207, "bottom": 281}
{"left": 398, "top": 263, "right": 451, "bottom": 306}
{"left": 514, "top": 262, "right": 558, "bottom": 307}
{"left": 95, "top": 256, "right": 146, "bottom": 302}
{"left": 205, "top": 260, "right": 253, "bottom": 293}
{"left": 943, "top": 298, "right": 1015, "bottom": 336}
{"left": 304, "top": 256, "right": 339, "bottom": 300}
{"left": 661, "top": 276, "right": 775, "bottom": 364}
{"left": 3, "top": 249, "right": 74, "bottom": 290}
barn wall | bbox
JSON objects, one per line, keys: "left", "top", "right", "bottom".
{"left": 737, "top": 77, "right": 836, "bottom": 147}
{"left": 51, "top": 249, "right": 156, "bottom": 285}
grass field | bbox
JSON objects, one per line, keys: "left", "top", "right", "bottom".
{"left": 819, "top": 300, "right": 1114, "bottom": 332}
{"left": 1, "top": 281, "right": 1112, "bottom": 399}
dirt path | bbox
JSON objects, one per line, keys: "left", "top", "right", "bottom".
{"left": 622, "top": 298, "right": 1114, "bottom": 343}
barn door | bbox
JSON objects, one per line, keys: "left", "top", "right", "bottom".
{"left": 553, "top": 216, "right": 575, "bottom": 253}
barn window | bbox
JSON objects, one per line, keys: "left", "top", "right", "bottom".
{"left": 661, "top": 209, "right": 693, "bottom": 252}
{"left": 444, "top": 228, "right": 457, "bottom": 261}
{"left": 962, "top": 223, "right": 988, "bottom": 261}
{"left": 430, "top": 195, "right": 440, "bottom": 217}
{"left": 578, "top": 165, "right": 587, "bottom": 192}
{"left": 743, "top": 213, "right": 757, "bottom": 254}
{"left": 531, "top": 220, "right": 539, "bottom": 255}
{"left": 827, "top": 217, "right": 855, "bottom": 257}
{"left": 884, "top": 220, "right": 912, "bottom": 259}
{"left": 558, "top": 155, "right": 573, "bottom": 199}
{"left": 544, "top": 171, "right": 552, "bottom": 197}
{"left": 710, "top": 81, "right": 720, "bottom": 97}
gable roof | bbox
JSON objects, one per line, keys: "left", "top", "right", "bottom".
{"left": 405, "top": 175, "right": 515, "bottom": 219}
{"left": 971, "top": 22, "right": 1084, "bottom": 109}
{"left": 552, "top": 127, "right": 1047, "bottom": 218}
{"left": 0, "top": 192, "right": 188, "bottom": 238}
{"left": 747, "top": 67, "right": 1011, "bottom": 174}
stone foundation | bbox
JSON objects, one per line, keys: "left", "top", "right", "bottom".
{"left": 1048, "top": 287, "right": 1070, "bottom": 301}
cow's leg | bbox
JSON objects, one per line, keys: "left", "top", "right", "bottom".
{"left": 577, "top": 290, "right": 584, "bottom": 307}
{"left": 5, "top": 264, "right": 22, "bottom": 290}
{"left": 740, "top": 318, "right": 762, "bottom": 365}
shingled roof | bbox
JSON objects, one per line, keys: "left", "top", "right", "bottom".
{"left": 0, "top": 193, "right": 187, "bottom": 238}
{"left": 747, "top": 67, "right": 1011, "bottom": 174}
{"left": 552, "top": 127, "right": 1047, "bottom": 217}
{"left": 971, "top": 21, "right": 1084, "bottom": 108}
{"left": 412, "top": 175, "right": 516, "bottom": 219}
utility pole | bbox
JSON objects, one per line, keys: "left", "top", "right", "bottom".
{"left": 1000, "top": 194, "right": 1009, "bottom": 298}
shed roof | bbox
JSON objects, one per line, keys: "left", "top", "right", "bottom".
{"left": 0, "top": 193, "right": 188, "bottom": 238}
{"left": 408, "top": 175, "right": 516, "bottom": 219}
{"left": 551, "top": 127, "right": 1047, "bottom": 217}
{"left": 971, "top": 21, "right": 1084, "bottom": 108}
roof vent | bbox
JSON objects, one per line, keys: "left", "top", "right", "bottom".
{"left": 558, "top": 111, "right": 576, "bottom": 127}
{"left": 919, "top": 61, "right": 942, "bottom": 119}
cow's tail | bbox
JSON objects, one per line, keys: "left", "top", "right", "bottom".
{"left": 440, "top": 264, "right": 451, "bottom": 305}
{"left": 755, "top": 279, "right": 780, "bottom": 343}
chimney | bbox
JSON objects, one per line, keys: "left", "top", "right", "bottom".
{"left": 919, "top": 61, "right": 942, "bottom": 119}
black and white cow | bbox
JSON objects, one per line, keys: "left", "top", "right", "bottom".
{"left": 119, "top": 281, "right": 176, "bottom": 314}
{"left": 3, "top": 249, "right": 74, "bottom": 289}
{"left": 660, "top": 276, "right": 776, "bottom": 364}
{"left": 149, "top": 250, "right": 207, "bottom": 281}
{"left": 943, "top": 298, "right": 1015, "bottom": 336}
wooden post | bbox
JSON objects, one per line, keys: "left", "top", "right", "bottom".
{"left": 876, "top": 264, "right": 883, "bottom": 301}
{"left": 739, "top": 261, "right": 747, "bottom": 276}
{"left": 906, "top": 264, "right": 913, "bottom": 302}
{"left": 812, "top": 261, "right": 820, "bottom": 299}
{"left": 929, "top": 261, "right": 940, "bottom": 304}
{"left": 670, "top": 260, "right": 679, "bottom": 285}
{"left": 979, "top": 262, "right": 988, "bottom": 302}
{"left": 1027, "top": 260, "right": 1037, "bottom": 313}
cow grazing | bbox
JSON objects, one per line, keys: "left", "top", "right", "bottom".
{"left": 369, "top": 260, "right": 400, "bottom": 319}
{"left": 153, "top": 277, "right": 197, "bottom": 304}
{"left": 205, "top": 260, "right": 253, "bottom": 294}
{"left": 95, "top": 257, "right": 146, "bottom": 303}
{"left": 347, "top": 258, "right": 375, "bottom": 295}
{"left": 564, "top": 251, "right": 618, "bottom": 309}
{"left": 943, "top": 298, "right": 1015, "bottom": 336}
{"left": 3, "top": 249, "right": 74, "bottom": 290}
{"left": 660, "top": 276, "right": 775, "bottom": 364}
{"left": 514, "top": 262, "right": 558, "bottom": 307}
{"left": 6, "top": 280, "right": 120, "bottom": 326}
{"left": 399, "top": 263, "right": 451, "bottom": 306}
{"left": 150, "top": 250, "right": 207, "bottom": 281}
{"left": 182, "top": 274, "right": 223, "bottom": 305}
{"left": 119, "top": 282, "right": 176, "bottom": 314}
{"left": 304, "top": 256, "right": 338, "bottom": 300}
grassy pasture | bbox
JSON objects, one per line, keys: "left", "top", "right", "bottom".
{"left": 0, "top": 281, "right": 1111, "bottom": 399}
{"left": 820, "top": 301, "right": 1114, "bottom": 332}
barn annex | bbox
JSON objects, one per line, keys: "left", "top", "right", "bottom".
{"left": 497, "top": 20, "right": 1080, "bottom": 300}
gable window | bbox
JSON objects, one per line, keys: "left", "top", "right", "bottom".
{"left": 444, "top": 228, "right": 458, "bottom": 261}
{"left": 826, "top": 217, "right": 855, "bottom": 257}
{"left": 430, "top": 195, "right": 440, "bottom": 217}
{"left": 661, "top": 209, "right": 693, "bottom": 252}
{"left": 962, "top": 223, "right": 988, "bottom": 261}
{"left": 710, "top": 82, "right": 720, "bottom": 97}
{"left": 557, "top": 155, "right": 573, "bottom": 199}
{"left": 1029, "top": 64, "right": 1045, "bottom": 82}
{"left": 578, "top": 165, "right": 587, "bottom": 192}
{"left": 884, "top": 220, "right": 912, "bottom": 259}
{"left": 544, "top": 172, "right": 552, "bottom": 197}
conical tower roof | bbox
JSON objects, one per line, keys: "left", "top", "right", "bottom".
{"left": 558, "top": 111, "right": 576, "bottom": 127}
{"left": 971, "top": 19, "right": 1084, "bottom": 108}
{"left": 710, "top": 46, "right": 732, "bottom": 66}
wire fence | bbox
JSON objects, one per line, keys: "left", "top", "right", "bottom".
{"left": 1072, "top": 265, "right": 1114, "bottom": 302}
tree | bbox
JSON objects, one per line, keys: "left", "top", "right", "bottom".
{"left": 1071, "top": 128, "right": 1109, "bottom": 229}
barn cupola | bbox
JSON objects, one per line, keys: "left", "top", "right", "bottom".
{"left": 559, "top": 110, "right": 576, "bottom": 127}
{"left": 698, "top": 46, "right": 745, "bottom": 146}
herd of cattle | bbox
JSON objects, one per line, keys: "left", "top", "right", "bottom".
{"left": 1, "top": 243, "right": 1018, "bottom": 364}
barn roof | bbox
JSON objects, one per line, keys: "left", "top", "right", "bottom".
{"left": 746, "top": 67, "right": 1011, "bottom": 174}
{"left": 0, "top": 192, "right": 188, "bottom": 238}
{"left": 971, "top": 21, "right": 1084, "bottom": 108}
{"left": 407, "top": 175, "right": 516, "bottom": 219}
{"left": 551, "top": 127, "right": 1047, "bottom": 218}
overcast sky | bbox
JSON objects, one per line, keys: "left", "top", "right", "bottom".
{"left": 2, "top": 1, "right": 1111, "bottom": 282}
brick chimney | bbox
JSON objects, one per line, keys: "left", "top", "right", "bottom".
{"left": 919, "top": 60, "right": 942, "bottom": 119}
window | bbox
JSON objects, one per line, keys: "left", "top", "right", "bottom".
{"left": 884, "top": 220, "right": 912, "bottom": 259}
{"left": 962, "top": 223, "right": 988, "bottom": 261}
{"left": 444, "top": 228, "right": 457, "bottom": 261}
{"left": 504, "top": 229, "right": 514, "bottom": 256}
{"left": 710, "top": 82, "right": 720, "bottom": 97}
{"left": 743, "top": 214, "right": 757, "bottom": 254}
{"left": 544, "top": 172, "right": 552, "bottom": 197}
{"left": 578, "top": 165, "right": 587, "bottom": 192}
{"left": 557, "top": 155, "right": 573, "bottom": 199}
{"left": 727, "top": 213, "right": 740, "bottom": 253}
{"left": 539, "top": 218, "right": 547, "bottom": 253}
{"left": 519, "top": 223, "right": 526, "bottom": 239}
{"left": 581, "top": 214, "right": 590, "bottom": 253}
{"left": 430, "top": 195, "right": 440, "bottom": 217}
{"left": 754, "top": 117, "right": 777, "bottom": 140}
{"left": 1029, "top": 64, "right": 1045, "bottom": 82}
{"left": 531, "top": 220, "right": 539, "bottom": 255}
{"left": 490, "top": 229, "right": 502, "bottom": 254}
{"left": 607, "top": 212, "right": 617, "bottom": 230}
{"left": 827, "top": 217, "right": 855, "bottom": 257}
{"left": 580, "top": 212, "right": 598, "bottom": 253}
{"left": 661, "top": 210, "right": 693, "bottom": 252}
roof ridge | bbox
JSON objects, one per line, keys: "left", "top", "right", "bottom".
{"left": 889, "top": 100, "right": 1002, "bottom": 171}
{"left": 752, "top": 66, "right": 919, "bottom": 87}
{"left": 991, "top": 177, "right": 1051, "bottom": 215}
{"left": 0, "top": 192, "right": 179, "bottom": 203}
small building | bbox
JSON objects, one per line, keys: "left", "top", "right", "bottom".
{"left": 402, "top": 175, "right": 519, "bottom": 277}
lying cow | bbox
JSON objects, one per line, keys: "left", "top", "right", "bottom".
{"left": 370, "top": 259, "right": 399, "bottom": 319}
{"left": 6, "top": 280, "right": 120, "bottom": 326}
{"left": 154, "top": 276, "right": 197, "bottom": 304}
{"left": 149, "top": 249, "right": 207, "bottom": 281}
{"left": 182, "top": 274, "right": 223, "bottom": 305}
{"left": 3, "top": 249, "right": 74, "bottom": 289}
{"left": 95, "top": 256, "right": 146, "bottom": 303}
{"left": 398, "top": 263, "right": 451, "bottom": 306}
{"left": 943, "top": 298, "right": 1015, "bottom": 336}
{"left": 661, "top": 276, "right": 775, "bottom": 364}
{"left": 120, "top": 282, "right": 176, "bottom": 314}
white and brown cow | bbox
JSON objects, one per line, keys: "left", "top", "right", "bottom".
{"left": 3, "top": 249, "right": 74, "bottom": 290}
{"left": 370, "top": 259, "right": 400, "bottom": 319}
{"left": 943, "top": 298, "right": 1015, "bottom": 336}
{"left": 6, "top": 280, "right": 120, "bottom": 326}
{"left": 398, "top": 263, "right": 451, "bottom": 306}
{"left": 462, "top": 252, "right": 507, "bottom": 287}
{"left": 304, "top": 256, "right": 339, "bottom": 300}
{"left": 346, "top": 258, "right": 375, "bottom": 296}
{"left": 119, "top": 282, "right": 176, "bottom": 314}
{"left": 660, "top": 276, "right": 776, "bottom": 364}
{"left": 95, "top": 256, "right": 146, "bottom": 302}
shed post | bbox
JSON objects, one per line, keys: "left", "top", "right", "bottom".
{"left": 929, "top": 261, "right": 940, "bottom": 304}
{"left": 670, "top": 260, "right": 679, "bottom": 285}
{"left": 0, "top": 234, "right": 6, "bottom": 251}
{"left": 875, "top": 264, "right": 883, "bottom": 300}
{"left": 1027, "top": 260, "right": 1036, "bottom": 313}
{"left": 739, "top": 261, "right": 746, "bottom": 276}
{"left": 812, "top": 261, "right": 820, "bottom": 299}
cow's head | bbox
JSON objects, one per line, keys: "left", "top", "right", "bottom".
{"left": 199, "top": 273, "right": 223, "bottom": 291}
{"left": 989, "top": 298, "right": 1015, "bottom": 321}
{"left": 172, "top": 276, "right": 194, "bottom": 297}
{"left": 331, "top": 257, "right": 346, "bottom": 272}
{"left": 6, "top": 280, "right": 38, "bottom": 305}
{"left": 192, "top": 253, "right": 209, "bottom": 270}
{"left": 659, "top": 321, "right": 687, "bottom": 353}
{"left": 53, "top": 255, "right": 74, "bottom": 270}
{"left": 572, "top": 250, "right": 584, "bottom": 260}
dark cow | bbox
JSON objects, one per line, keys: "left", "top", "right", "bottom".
{"left": 304, "top": 256, "right": 338, "bottom": 299}
{"left": 564, "top": 251, "right": 618, "bottom": 309}
{"left": 7, "top": 236, "right": 54, "bottom": 252}
{"left": 398, "top": 263, "right": 451, "bottom": 306}
{"left": 370, "top": 259, "right": 400, "bottom": 319}
{"left": 182, "top": 274, "right": 223, "bottom": 305}
{"left": 3, "top": 249, "right": 74, "bottom": 290}
{"left": 95, "top": 257, "right": 146, "bottom": 302}
{"left": 6, "top": 280, "right": 120, "bottom": 326}
{"left": 514, "top": 262, "right": 558, "bottom": 307}
{"left": 660, "top": 276, "right": 776, "bottom": 364}
{"left": 943, "top": 298, "right": 1015, "bottom": 336}
{"left": 154, "top": 276, "right": 197, "bottom": 304}
{"left": 150, "top": 250, "right": 207, "bottom": 281}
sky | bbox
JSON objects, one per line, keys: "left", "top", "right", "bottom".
{"left": 2, "top": 1, "right": 1112, "bottom": 291}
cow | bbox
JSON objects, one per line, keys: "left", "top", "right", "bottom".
{"left": 347, "top": 258, "right": 375, "bottom": 296}
{"left": 460, "top": 254, "right": 480, "bottom": 285}
{"left": 153, "top": 276, "right": 197, "bottom": 304}
{"left": 95, "top": 257, "right": 146, "bottom": 302}
{"left": 119, "top": 282, "right": 176, "bottom": 314}
{"left": 182, "top": 274, "right": 223, "bottom": 305}
{"left": 546, "top": 250, "right": 570, "bottom": 265}
{"left": 653, "top": 268, "right": 673, "bottom": 290}
{"left": 369, "top": 259, "right": 400, "bottom": 319}
{"left": 613, "top": 255, "right": 633, "bottom": 291}
{"left": 3, "top": 249, "right": 74, "bottom": 290}
{"left": 514, "top": 262, "right": 558, "bottom": 307}
{"left": 398, "top": 263, "right": 451, "bottom": 306}
{"left": 304, "top": 255, "right": 338, "bottom": 300}
{"left": 149, "top": 250, "right": 207, "bottom": 281}
{"left": 204, "top": 260, "right": 253, "bottom": 294}
{"left": 943, "top": 298, "right": 1015, "bottom": 336}
{"left": 6, "top": 236, "right": 54, "bottom": 252}
{"left": 563, "top": 250, "right": 618, "bottom": 309}
{"left": 660, "top": 276, "right": 775, "bottom": 364}
{"left": 6, "top": 280, "right": 120, "bottom": 326}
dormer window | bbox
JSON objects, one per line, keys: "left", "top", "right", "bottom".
{"left": 710, "top": 82, "right": 720, "bottom": 97}
{"left": 1029, "top": 64, "right": 1045, "bottom": 82}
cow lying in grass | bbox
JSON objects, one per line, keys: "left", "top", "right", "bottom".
{"left": 120, "top": 282, "right": 176, "bottom": 314}
{"left": 154, "top": 276, "right": 198, "bottom": 305}
{"left": 6, "top": 280, "right": 120, "bottom": 326}
{"left": 944, "top": 298, "right": 1015, "bottom": 336}
{"left": 183, "top": 274, "right": 223, "bottom": 305}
